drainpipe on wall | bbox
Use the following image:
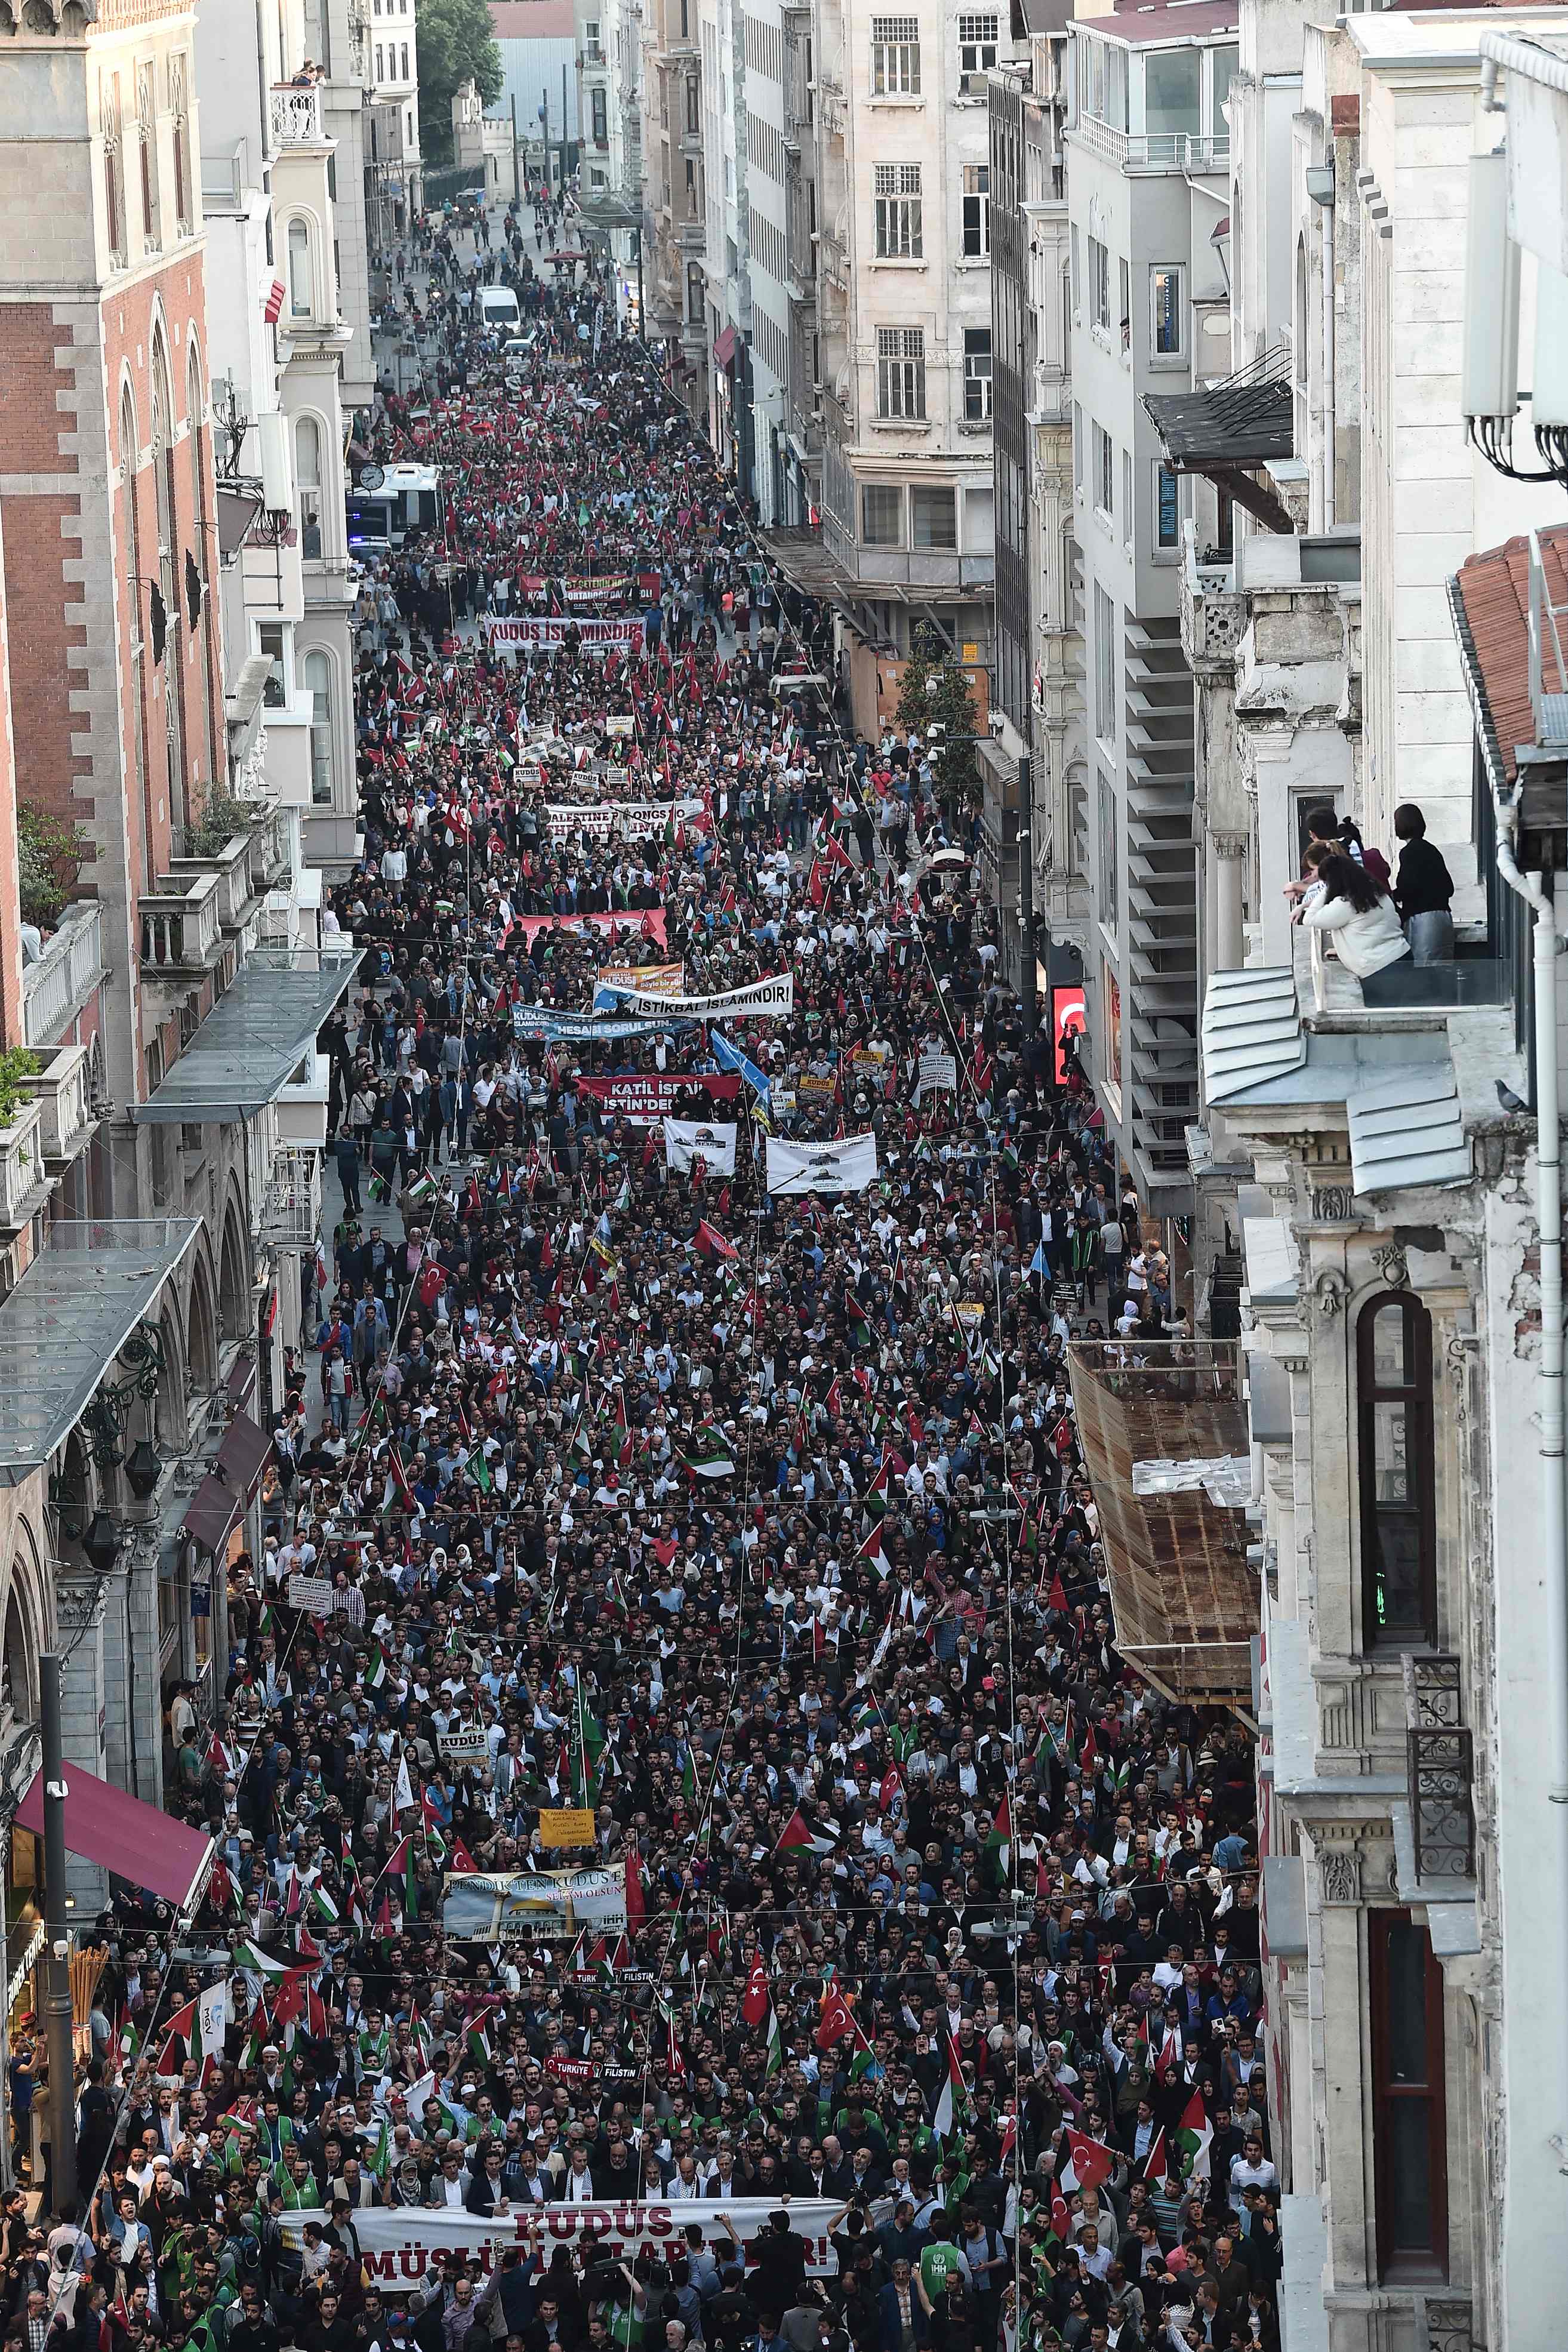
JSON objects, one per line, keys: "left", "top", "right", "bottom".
{"left": 1494, "top": 784, "right": 1568, "bottom": 2178}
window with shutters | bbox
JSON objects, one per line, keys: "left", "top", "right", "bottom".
{"left": 871, "top": 15, "right": 920, "bottom": 94}
{"left": 876, "top": 327, "right": 926, "bottom": 419}
{"left": 874, "top": 164, "right": 922, "bottom": 258}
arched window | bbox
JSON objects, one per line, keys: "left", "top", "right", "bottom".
{"left": 101, "top": 73, "right": 126, "bottom": 266}
{"left": 295, "top": 414, "right": 323, "bottom": 557}
{"left": 1357, "top": 1289, "right": 1436, "bottom": 1648}
{"left": 136, "top": 58, "right": 160, "bottom": 249}
{"left": 301, "top": 648, "right": 334, "bottom": 805}
{"left": 120, "top": 386, "right": 152, "bottom": 888}
{"left": 287, "top": 218, "right": 315, "bottom": 319}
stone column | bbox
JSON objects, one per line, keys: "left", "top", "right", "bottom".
{"left": 55, "top": 1574, "right": 109, "bottom": 1916}
{"left": 1212, "top": 835, "right": 1247, "bottom": 973}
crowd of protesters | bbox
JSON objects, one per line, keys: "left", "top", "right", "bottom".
{"left": 24, "top": 197, "right": 1279, "bottom": 2352}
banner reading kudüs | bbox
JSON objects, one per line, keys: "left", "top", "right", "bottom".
{"left": 485, "top": 617, "right": 646, "bottom": 651}
{"left": 598, "top": 974, "right": 794, "bottom": 1020}
{"left": 282, "top": 2200, "right": 843, "bottom": 2290}
{"left": 575, "top": 1073, "right": 743, "bottom": 1123}
{"left": 443, "top": 1864, "right": 629, "bottom": 1941}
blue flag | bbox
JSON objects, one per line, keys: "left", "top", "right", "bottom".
{"left": 711, "top": 1027, "right": 772, "bottom": 1112}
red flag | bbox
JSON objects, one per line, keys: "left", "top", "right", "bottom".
{"left": 1050, "top": 2187, "right": 1071, "bottom": 2246}
{"left": 1141, "top": 2126, "right": 1169, "bottom": 2182}
{"left": 878, "top": 1763, "right": 902, "bottom": 1815}
{"left": 1065, "top": 2129, "right": 1117, "bottom": 2193}
{"left": 694, "top": 1219, "right": 738, "bottom": 1263}
{"left": 815, "top": 1985, "right": 855, "bottom": 2051}
{"left": 624, "top": 1845, "right": 647, "bottom": 1935}
{"left": 742, "top": 1957, "right": 770, "bottom": 2028}
{"left": 448, "top": 1840, "right": 478, "bottom": 1874}
{"left": 774, "top": 1806, "right": 818, "bottom": 1854}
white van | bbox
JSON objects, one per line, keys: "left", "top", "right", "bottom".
{"left": 479, "top": 285, "right": 522, "bottom": 332}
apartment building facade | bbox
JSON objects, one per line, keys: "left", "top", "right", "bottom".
{"left": 986, "top": 4, "right": 1085, "bottom": 1003}
{"left": 1062, "top": 0, "right": 1237, "bottom": 1211}
{"left": 758, "top": 0, "right": 1010, "bottom": 718}
{"left": 0, "top": 0, "right": 358, "bottom": 1997}
{"left": 1081, "top": 8, "right": 1568, "bottom": 2347}
{"left": 643, "top": 0, "right": 709, "bottom": 411}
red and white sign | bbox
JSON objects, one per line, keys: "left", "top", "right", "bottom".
{"left": 484, "top": 617, "right": 646, "bottom": 652}
{"left": 575, "top": 1072, "right": 743, "bottom": 1125}
{"left": 1052, "top": 983, "right": 1086, "bottom": 1086}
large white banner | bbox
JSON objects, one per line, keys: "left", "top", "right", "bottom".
{"left": 602, "top": 975, "right": 794, "bottom": 1021}
{"left": 443, "top": 1865, "right": 629, "bottom": 1941}
{"left": 285, "top": 2200, "right": 843, "bottom": 2290}
{"left": 546, "top": 801, "right": 702, "bottom": 841}
{"left": 663, "top": 1117, "right": 738, "bottom": 1175}
{"left": 486, "top": 617, "right": 646, "bottom": 651}
{"left": 766, "top": 1134, "right": 880, "bottom": 1197}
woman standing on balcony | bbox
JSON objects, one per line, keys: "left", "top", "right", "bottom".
{"left": 1298, "top": 850, "right": 1410, "bottom": 1004}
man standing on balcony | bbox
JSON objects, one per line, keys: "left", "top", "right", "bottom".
{"left": 1392, "top": 802, "right": 1455, "bottom": 966}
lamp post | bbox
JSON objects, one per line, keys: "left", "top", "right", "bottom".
{"left": 40, "top": 1652, "right": 76, "bottom": 2215}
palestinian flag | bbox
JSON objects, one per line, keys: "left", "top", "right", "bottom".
{"left": 683, "top": 1430, "right": 736, "bottom": 1479}
{"left": 984, "top": 1796, "right": 1012, "bottom": 1877}
{"left": 681, "top": 1748, "right": 701, "bottom": 1810}
{"left": 855, "top": 1523, "right": 887, "bottom": 1578}
{"left": 233, "top": 1940, "right": 289, "bottom": 1978}
{"left": 366, "top": 1641, "right": 391, "bottom": 1691}
{"left": 932, "top": 2036, "right": 972, "bottom": 2141}
{"left": 571, "top": 1700, "right": 608, "bottom": 1806}
{"left": 775, "top": 1806, "right": 836, "bottom": 1857}
{"left": 306, "top": 1880, "right": 340, "bottom": 1923}
{"left": 1175, "top": 2089, "right": 1212, "bottom": 2181}
{"left": 863, "top": 1453, "right": 894, "bottom": 1519}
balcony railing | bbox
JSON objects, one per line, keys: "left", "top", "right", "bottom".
{"left": 18, "top": 1043, "right": 93, "bottom": 1166}
{"left": 270, "top": 83, "right": 329, "bottom": 149}
{"left": 22, "top": 901, "right": 103, "bottom": 1050}
{"left": 141, "top": 872, "right": 223, "bottom": 974}
{"left": 1071, "top": 116, "right": 1228, "bottom": 174}
{"left": 1403, "top": 1655, "right": 1475, "bottom": 1882}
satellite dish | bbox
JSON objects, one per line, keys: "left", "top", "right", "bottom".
{"left": 359, "top": 463, "right": 386, "bottom": 490}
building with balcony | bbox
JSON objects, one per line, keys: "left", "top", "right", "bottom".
{"left": 366, "top": 0, "right": 421, "bottom": 238}
{"left": 304, "top": 0, "right": 379, "bottom": 412}
{"left": 1061, "top": 0, "right": 1238, "bottom": 1213}
{"left": 642, "top": 0, "right": 708, "bottom": 411}
{"left": 985, "top": 5, "right": 1084, "bottom": 1006}
{"left": 1072, "top": 7, "right": 1568, "bottom": 2345}
{"left": 198, "top": 4, "right": 361, "bottom": 880}
{"left": 759, "top": 0, "right": 1015, "bottom": 714}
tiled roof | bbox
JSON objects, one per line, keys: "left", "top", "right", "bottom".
{"left": 1449, "top": 524, "right": 1568, "bottom": 788}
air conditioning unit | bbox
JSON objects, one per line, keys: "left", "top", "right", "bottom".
{"left": 958, "top": 70, "right": 987, "bottom": 96}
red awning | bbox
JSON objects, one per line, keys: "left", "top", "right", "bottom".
{"left": 17, "top": 1763, "right": 212, "bottom": 1911}
{"left": 180, "top": 1410, "right": 272, "bottom": 1557}
{"left": 713, "top": 325, "right": 737, "bottom": 370}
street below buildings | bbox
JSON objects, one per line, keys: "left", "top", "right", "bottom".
{"left": 78, "top": 197, "right": 1271, "bottom": 2352}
